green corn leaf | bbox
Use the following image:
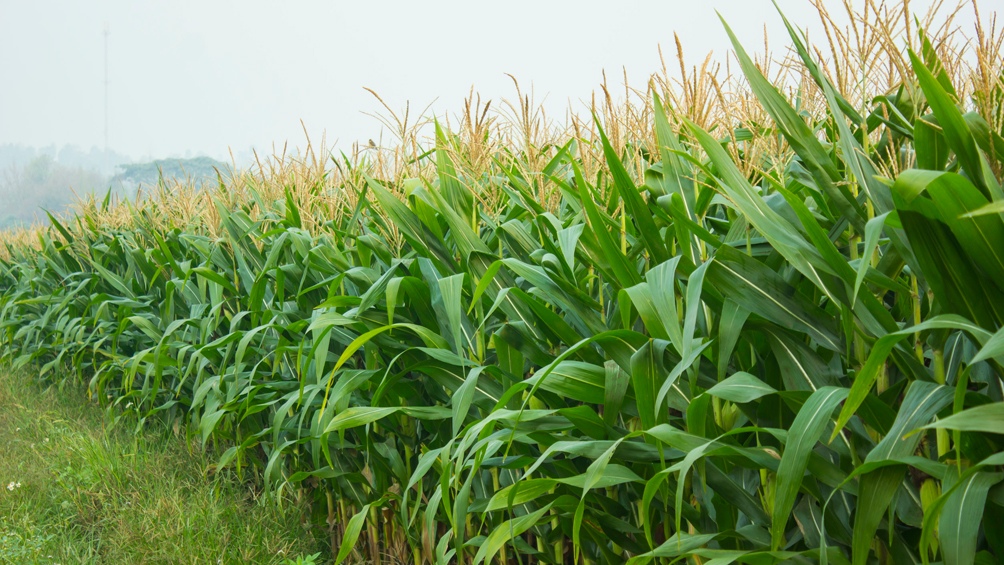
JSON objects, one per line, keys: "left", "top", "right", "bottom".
{"left": 938, "top": 470, "right": 1003, "bottom": 565}
{"left": 764, "top": 329, "right": 840, "bottom": 392}
{"left": 919, "top": 454, "right": 1004, "bottom": 564}
{"left": 438, "top": 273, "right": 467, "bottom": 353}
{"left": 919, "top": 28, "right": 958, "bottom": 97}
{"left": 971, "top": 325, "right": 1004, "bottom": 365}
{"left": 472, "top": 503, "right": 553, "bottom": 565}
{"left": 895, "top": 170, "right": 1004, "bottom": 286}
{"left": 719, "top": 15, "right": 864, "bottom": 228}
{"left": 630, "top": 340, "right": 670, "bottom": 429}
{"left": 573, "top": 439, "right": 624, "bottom": 561}
{"left": 898, "top": 208, "right": 1004, "bottom": 329}
{"left": 365, "top": 175, "right": 458, "bottom": 271}
{"left": 572, "top": 160, "right": 641, "bottom": 288}
{"left": 323, "top": 406, "right": 399, "bottom": 433}
{"left": 705, "top": 246, "right": 841, "bottom": 352}
{"left": 852, "top": 381, "right": 955, "bottom": 565}
{"left": 526, "top": 360, "right": 606, "bottom": 405}
{"left": 485, "top": 479, "right": 558, "bottom": 512}
{"left": 283, "top": 188, "right": 301, "bottom": 228}
{"left": 603, "top": 360, "right": 630, "bottom": 427}
{"left": 832, "top": 315, "right": 990, "bottom": 441}
{"left": 706, "top": 372, "right": 776, "bottom": 404}
{"left": 915, "top": 117, "right": 952, "bottom": 170}
{"left": 773, "top": 2, "right": 863, "bottom": 124}
{"left": 434, "top": 121, "right": 474, "bottom": 222}
{"left": 961, "top": 200, "right": 1004, "bottom": 218}
{"left": 852, "top": 212, "right": 891, "bottom": 307}
{"left": 909, "top": 50, "right": 990, "bottom": 197}
{"left": 627, "top": 532, "right": 719, "bottom": 563}
{"left": 452, "top": 366, "right": 484, "bottom": 437}
{"left": 595, "top": 117, "right": 669, "bottom": 264}
{"left": 716, "top": 298, "right": 749, "bottom": 381}
{"left": 920, "top": 403, "right": 1004, "bottom": 434}
{"left": 335, "top": 500, "right": 380, "bottom": 565}
{"left": 772, "top": 387, "right": 848, "bottom": 549}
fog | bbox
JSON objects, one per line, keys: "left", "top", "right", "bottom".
{"left": 0, "top": 0, "right": 985, "bottom": 225}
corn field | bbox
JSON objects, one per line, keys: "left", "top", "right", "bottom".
{"left": 2, "top": 2, "right": 1004, "bottom": 564}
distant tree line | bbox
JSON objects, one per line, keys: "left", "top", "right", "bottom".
{"left": 113, "top": 156, "right": 226, "bottom": 189}
{"left": 0, "top": 144, "right": 226, "bottom": 229}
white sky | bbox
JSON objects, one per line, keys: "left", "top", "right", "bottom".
{"left": 0, "top": 0, "right": 986, "bottom": 161}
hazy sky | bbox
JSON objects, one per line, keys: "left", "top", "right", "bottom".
{"left": 0, "top": 0, "right": 985, "bottom": 161}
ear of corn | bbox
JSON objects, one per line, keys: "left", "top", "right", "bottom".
{"left": 3, "top": 2, "right": 1004, "bottom": 564}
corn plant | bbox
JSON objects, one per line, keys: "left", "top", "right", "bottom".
{"left": 2, "top": 3, "right": 1003, "bottom": 564}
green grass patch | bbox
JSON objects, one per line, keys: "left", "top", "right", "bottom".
{"left": 0, "top": 368, "right": 324, "bottom": 564}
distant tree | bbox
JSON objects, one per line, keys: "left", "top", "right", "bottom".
{"left": 114, "top": 157, "right": 226, "bottom": 190}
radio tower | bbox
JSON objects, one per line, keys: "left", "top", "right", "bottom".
{"left": 103, "top": 23, "right": 110, "bottom": 171}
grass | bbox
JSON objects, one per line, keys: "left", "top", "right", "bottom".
{"left": 0, "top": 367, "right": 324, "bottom": 564}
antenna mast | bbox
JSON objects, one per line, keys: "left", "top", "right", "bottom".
{"left": 103, "top": 23, "right": 110, "bottom": 161}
